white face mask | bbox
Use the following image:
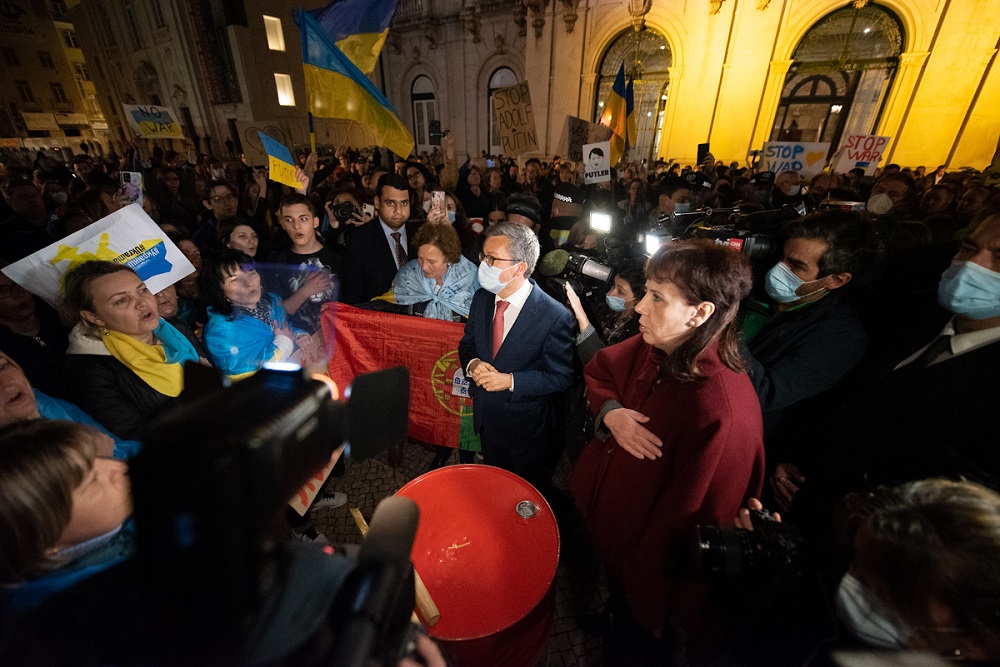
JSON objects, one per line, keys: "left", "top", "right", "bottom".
{"left": 478, "top": 261, "right": 515, "bottom": 295}
{"left": 867, "top": 193, "right": 895, "bottom": 216}
{"left": 835, "top": 573, "right": 911, "bottom": 649}
{"left": 674, "top": 202, "right": 691, "bottom": 214}
{"left": 787, "top": 184, "right": 801, "bottom": 196}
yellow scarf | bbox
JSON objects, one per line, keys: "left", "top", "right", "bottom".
{"left": 102, "top": 330, "right": 185, "bottom": 397}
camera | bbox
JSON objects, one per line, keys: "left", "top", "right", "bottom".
{"left": 332, "top": 201, "right": 358, "bottom": 224}
{"left": 692, "top": 509, "right": 804, "bottom": 582}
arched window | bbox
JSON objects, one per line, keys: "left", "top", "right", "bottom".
{"left": 771, "top": 4, "right": 903, "bottom": 151}
{"left": 487, "top": 67, "right": 517, "bottom": 156}
{"left": 411, "top": 75, "right": 437, "bottom": 155}
{"left": 594, "top": 29, "right": 671, "bottom": 163}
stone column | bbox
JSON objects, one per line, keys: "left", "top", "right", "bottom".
{"left": 658, "top": 66, "right": 685, "bottom": 160}
{"left": 748, "top": 58, "right": 794, "bottom": 151}
{"left": 876, "top": 51, "right": 929, "bottom": 148}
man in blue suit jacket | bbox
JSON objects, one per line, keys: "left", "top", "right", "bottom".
{"left": 458, "top": 222, "right": 574, "bottom": 489}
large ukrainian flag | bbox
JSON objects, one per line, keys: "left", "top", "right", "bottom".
{"left": 306, "top": 0, "right": 397, "bottom": 74}
{"left": 296, "top": 10, "right": 414, "bottom": 158}
{"left": 625, "top": 77, "right": 637, "bottom": 153}
{"left": 599, "top": 63, "right": 628, "bottom": 163}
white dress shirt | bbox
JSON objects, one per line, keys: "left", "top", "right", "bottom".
{"left": 895, "top": 318, "right": 1000, "bottom": 369}
{"left": 380, "top": 218, "right": 408, "bottom": 269}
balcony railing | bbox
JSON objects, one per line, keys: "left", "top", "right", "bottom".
{"left": 396, "top": 0, "right": 424, "bottom": 20}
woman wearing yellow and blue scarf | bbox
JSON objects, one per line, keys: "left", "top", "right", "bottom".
{"left": 60, "top": 261, "right": 205, "bottom": 441}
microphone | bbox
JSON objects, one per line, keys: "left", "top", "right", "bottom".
{"left": 539, "top": 249, "right": 570, "bottom": 277}
{"left": 328, "top": 497, "right": 420, "bottom": 667}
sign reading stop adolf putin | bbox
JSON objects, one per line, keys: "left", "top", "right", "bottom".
{"left": 492, "top": 81, "right": 539, "bottom": 156}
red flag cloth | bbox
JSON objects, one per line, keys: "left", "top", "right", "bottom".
{"left": 322, "top": 303, "right": 472, "bottom": 448}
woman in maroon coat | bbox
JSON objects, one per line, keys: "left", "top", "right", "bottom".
{"left": 571, "top": 239, "right": 765, "bottom": 665}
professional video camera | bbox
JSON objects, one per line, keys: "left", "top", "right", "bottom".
{"left": 645, "top": 205, "right": 803, "bottom": 264}
{"left": 538, "top": 247, "right": 614, "bottom": 307}
{"left": 129, "top": 364, "right": 417, "bottom": 664}
{"left": 2, "top": 363, "right": 423, "bottom": 666}
{"left": 691, "top": 509, "right": 805, "bottom": 608}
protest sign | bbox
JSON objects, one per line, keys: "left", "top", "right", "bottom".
{"left": 760, "top": 142, "right": 830, "bottom": 179}
{"left": 2, "top": 204, "right": 195, "bottom": 308}
{"left": 236, "top": 120, "right": 290, "bottom": 165}
{"left": 834, "top": 135, "right": 890, "bottom": 176}
{"left": 583, "top": 141, "right": 612, "bottom": 185}
{"left": 566, "top": 115, "right": 613, "bottom": 163}
{"left": 493, "top": 81, "right": 539, "bottom": 156}
{"left": 257, "top": 131, "right": 300, "bottom": 189}
{"left": 123, "top": 104, "right": 184, "bottom": 138}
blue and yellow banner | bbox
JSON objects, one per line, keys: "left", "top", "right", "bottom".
{"left": 599, "top": 63, "right": 627, "bottom": 164}
{"left": 306, "top": 0, "right": 398, "bottom": 74}
{"left": 625, "top": 77, "right": 637, "bottom": 154}
{"left": 295, "top": 9, "right": 414, "bottom": 158}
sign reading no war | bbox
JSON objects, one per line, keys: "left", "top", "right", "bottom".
{"left": 492, "top": 81, "right": 539, "bottom": 156}
{"left": 123, "top": 104, "right": 184, "bottom": 138}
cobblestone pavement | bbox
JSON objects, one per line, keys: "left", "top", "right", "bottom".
{"left": 312, "top": 441, "right": 606, "bottom": 666}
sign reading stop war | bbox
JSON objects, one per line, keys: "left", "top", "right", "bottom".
{"left": 123, "top": 104, "right": 184, "bottom": 138}
{"left": 834, "top": 134, "right": 890, "bottom": 176}
{"left": 760, "top": 142, "right": 830, "bottom": 179}
{"left": 493, "top": 81, "right": 539, "bottom": 156}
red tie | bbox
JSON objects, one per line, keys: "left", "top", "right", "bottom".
{"left": 492, "top": 300, "right": 509, "bottom": 359}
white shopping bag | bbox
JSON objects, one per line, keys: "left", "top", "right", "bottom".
{"left": 2, "top": 204, "right": 196, "bottom": 307}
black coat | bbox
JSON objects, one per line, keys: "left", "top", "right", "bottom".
{"left": 63, "top": 354, "right": 173, "bottom": 441}
{"left": 745, "top": 292, "right": 867, "bottom": 437}
{"left": 339, "top": 218, "right": 420, "bottom": 305}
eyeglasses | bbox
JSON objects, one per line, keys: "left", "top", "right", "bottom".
{"left": 0, "top": 284, "right": 28, "bottom": 299}
{"left": 479, "top": 252, "right": 517, "bottom": 267}
{"left": 210, "top": 194, "right": 237, "bottom": 203}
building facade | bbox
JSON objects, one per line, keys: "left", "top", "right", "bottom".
{"left": 382, "top": 0, "right": 1000, "bottom": 169}
{"left": 0, "top": 0, "right": 108, "bottom": 154}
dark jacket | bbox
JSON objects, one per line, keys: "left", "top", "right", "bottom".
{"left": 62, "top": 327, "right": 172, "bottom": 441}
{"left": 340, "top": 218, "right": 421, "bottom": 305}
{"left": 745, "top": 292, "right": 867, "bottom": 437}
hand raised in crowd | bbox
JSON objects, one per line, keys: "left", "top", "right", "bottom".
{"left": 304, "top": 151, "right": 319, "bottom": 177}
{"left": 563, "top": 282, "right": 590, "bottom": 332}
{"left": 734, "top": 497, "right": 781, "bottom": 531}
{"left": 293, "top": 166, "right": 310, "bottom": 194}
{"left": 252, "top": 168, "right": 268, "bottom": 200}
{"left": 770, "top": 462, "right": 806, "bottom": 512}
{"left": 604, "top": 408, "right": 663, "bottom": 460}
{"left": 443, "top": 129, "right": 455, "bottom": 161}
{"left": 323, "top": 201, "right": 341, "bottom": 230}
{"left": 426, "top": 203, "right": 449, "bottom": 226}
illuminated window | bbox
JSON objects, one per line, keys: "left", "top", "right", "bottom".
{"left": 274, "top": 73, "right": 295, "bottom": 106}
{"left": 411, "top": 76, "right": 437, "bottom": 154}
{"left": 487, "top": 67, "right": 517, "bottom": 155}
{"left": 263, "top": 16, "right": 285, "bottom": 51}
{"left": 594, "top": 29, "right": 671, "bottom": 163}
{"left": 771, "top": 4, "right": 903, "bottom": 148}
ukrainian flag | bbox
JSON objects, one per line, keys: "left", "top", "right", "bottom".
{"left": 599, "top": 63, "right": 628, "bottom": 163}
{"left": 306, "top": 0, "right": 398, "bottom": 74}
{"left": 296, "top": 10, "right": 414, "bottom": 158}
{"left": 625, "top": 77, "right": 637, "bottom": 154}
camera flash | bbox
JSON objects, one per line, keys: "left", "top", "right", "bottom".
{"left": 590, "top": 212, "right": 612, "bottom": 234}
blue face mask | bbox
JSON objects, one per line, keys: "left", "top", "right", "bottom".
{"left": 606, "top": 294, "right": 626, "bottom": 311}
{"left": 447, "top": 210, "right": 456, "bottom": 224}
{"left": 765, "top": 262, "right": 826, "bottom": 304}
{"left": 674, "top": 202, "right": 691, "bottom": 214}
{"left": 938, "top": 260, "right": 1000, "bottom": 320}
{"left": 478, "top": 261, "right": 514, "bottom": 295}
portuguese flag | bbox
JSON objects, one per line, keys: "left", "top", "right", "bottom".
{"left": 322, "top": 303, "right": 479, "bottom": 451}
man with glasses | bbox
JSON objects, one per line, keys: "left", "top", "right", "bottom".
{"left": 193, "top": 179, "right": 268, "bottom": 253}
{"left": 459, "top": 222, "right": 574, "bottom": 490}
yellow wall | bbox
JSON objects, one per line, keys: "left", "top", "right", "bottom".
{"left": 579, "top": 0, "right": 1000, "bottom": 170}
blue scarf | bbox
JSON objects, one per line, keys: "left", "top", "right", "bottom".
{"left": 393, "top": 255, "right": 479, "bottom": 320}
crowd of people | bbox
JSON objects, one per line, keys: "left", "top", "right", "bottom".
{"left": 1, "top": 131, "right": 1000, "bottom": 665}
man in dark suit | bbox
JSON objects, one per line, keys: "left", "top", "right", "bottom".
{"left": 340, "top": 173, "right": 420, "bottom": 304}
{"left": 458, "top": 222, "right": 574, "bottom": 489}
{"left": 780, "top": 213, "right": 1000, "bottom": 515}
